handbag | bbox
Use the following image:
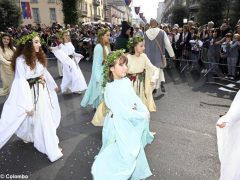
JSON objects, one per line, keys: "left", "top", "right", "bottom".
{"left": 155, "top": 39, "right": 167, "bottom": 69}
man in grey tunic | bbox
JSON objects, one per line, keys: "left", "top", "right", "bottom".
{"left": 144, "top": 19, "right": 175, "bottom": 93}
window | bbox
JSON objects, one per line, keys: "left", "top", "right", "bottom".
{"left": 90, "top": 5, "right": 92, "bottom": 16}
{"left": 32, "top": 8, "right": 40, "bottom": 22}
{"left": 50, "top": 8, "right": 56, "bottom": 22}
{"left": 48, "top": 0, "right": 56, "bottom": 3}
{"left": 30, "top": 0, "right": 38, "bottom": 3}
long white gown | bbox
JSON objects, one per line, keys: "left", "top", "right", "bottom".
{"left": 0, "top": 56, "right": 63, "bottom": 162}
{"left": 216, "top": 90, "right": 240, "bottom": 180}
{"left": 52, "top": 42, "right": 87, "bottom": 93}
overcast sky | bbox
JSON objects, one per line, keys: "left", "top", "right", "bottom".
{"left": 131, "top": 0, "right": 164, "bottom": 22}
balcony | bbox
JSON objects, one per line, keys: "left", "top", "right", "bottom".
{"left": 93, "top": 0, "right": 100, "bottom": 6}
{"left": 94, "top": 14, "right": 101, "bottom": 20}
{"left": 80, "top": 9, "right": 88, "bottom": 17}
{"left": 104, "top": 4, "right": 109, "bottom": 10}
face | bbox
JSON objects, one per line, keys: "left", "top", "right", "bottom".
{"left": 126, "top": 28, "right": 131, "bottom": 36}
{"left": 134, "top": 41, "right": 145, "bottom": 54}
{"left": 2, "top": 36, "right": 10, "bottom": 46}
{"left": 213, "top": 31, "right": 217, "bottom": 37}
{"left": 32, "top": 36, "right": 41, "bottom": 52}
{"left": 63, "top": 32, "right": 71, "bottom": 42}
{"left": 102, "top": 31, "right": 110, "bottom": 44}
{"left": 221, "top": 23, "right": 228, "bottom": 31}
{"left": 110, "top": 59, "right": 128, "bottom": 80}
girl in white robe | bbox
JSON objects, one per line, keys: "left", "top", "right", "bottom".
{"left": 51, "top": 31, "right": 87, "bottom": 94}
{"left": 0, "top": 33, "right": 63, "bottom": 162}
{"left": 216, "top": 90, "right": 240, "bottom": 180}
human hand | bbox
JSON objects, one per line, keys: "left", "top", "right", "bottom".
{"left": 54, "top": 86, "right": 59, "bottom": 92}
{"left": 5, "top": 61, "right": 11, "bottom": 65}
{"left": 26, "top": 108, "right": 34, "bottom": 116}
{"left": 216, "top": 122, "right": 227, "bottom": 128}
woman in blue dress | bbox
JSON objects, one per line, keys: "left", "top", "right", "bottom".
{"left": 91, "top": 50, "right": 155, "bottom": 180}
{"left": 80, "top": 28, "right": 111, "bottom": 108}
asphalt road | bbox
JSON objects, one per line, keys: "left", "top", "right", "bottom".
{"left": 0, "top": 59, "right": 238, "bottom": 180}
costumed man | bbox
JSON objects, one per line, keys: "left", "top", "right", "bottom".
{"left": 115, "top": 21, "right": 133, "bottom": 52}
{"left": 144, "top": 19, "right": 175, "bottom": 94}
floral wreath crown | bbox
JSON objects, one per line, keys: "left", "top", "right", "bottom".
{"left": 127, "top": 35, "right": 144, "bottom": 49}
{"left": 102, "top": 49, "right": 125, "bottom": 88}
{"left": 97, "top": 28, "right": 109, "bottom": 42}
{"left": 16, "top": 32, "right": 39, "bottom": 45}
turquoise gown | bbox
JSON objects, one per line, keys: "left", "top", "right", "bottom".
{"left": 91, "top": 77, "right": 154, "bottom": 180}
{"left": 80, "top": 44, "right": 104, "bottom": 108}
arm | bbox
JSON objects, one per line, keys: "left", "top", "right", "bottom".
{"left": 217, "top": 90, "right": 240, "bottom": 127}
{"left": 163, "top": 32, "right": 175, "bottom": 58}
{"left": 230, "top": 41, "right": 239, "bottom": 48}
{"left": 144, "top": 54, "right": 159, "bottom": 82}
{"left": 92, "top": 44, "right": 103, "bottom": 83}
{"left": 44, "top": 69, "right": 58, "bottom": 91}
{"left": 15, "top": 57, "right": 34, "bottom": 112}
{"left": 104, "top": 80, "right": 149, "bottom": 120}
{"left": 0, "top": 48, "right": 11, "bottom": 65}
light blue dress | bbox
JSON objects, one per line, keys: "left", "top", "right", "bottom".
{"left": 91, "top": 77, "right": 154, "bottom": 180}
{"left": 80, "top": 44, "right": 103, "bottom": 108}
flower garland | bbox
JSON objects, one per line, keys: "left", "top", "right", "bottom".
{"left": 127, "top": 35, "right": 144, "bottom": 49}
{"left": 16, "top": 32, "right": 39, "bottom": 45}
{"left": 102, "top": 49, "right": 125, "bottom": 88}
{"left": 97, "top": 28, "right": 109, "bottom": 43}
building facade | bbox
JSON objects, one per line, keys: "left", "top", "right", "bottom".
{"left": 162, "top": 0, "right": 187, "bottom": 23}
{"left": 17, "top": 0, "right": 132, "bottom": 26}
{"left": 78, "top": 0, "right": 104, "bottom": 23}
{"left": 17, "top": 0, "right": 64, "bottom": 26}
{"left": 188, "top": 0, "right": 200, "bottom": 21}
{"left": 156, "top": 2, "right": 165, "bottom": 23}
{"left": 104, "top": 0, "right": 132, "bottom": 25}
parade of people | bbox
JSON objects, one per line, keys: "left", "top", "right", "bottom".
{"left": 0, "top": 0, "right": 240, "bottom": 179}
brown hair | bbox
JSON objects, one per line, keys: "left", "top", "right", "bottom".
{"left": 108, "top": 54, "right": 128, "bottom": 83}
{"left": 11, "top": 40, "right": 47, "bottom": 71}
{"left": 0, "top": 33, "right": 15, "bottom": 53}
{"left": 97, "top": 28, "right": 110, "bottom": 64}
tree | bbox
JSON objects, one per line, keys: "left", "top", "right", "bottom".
{"left": 0, "top": 0, "right": 21, "bottom": 31}
{"left": 198, "top": 0, "right": 227, "bottom": 26}
{"left": 171, "top": 5, "right": 188, "bottom": 26}
{"left": 61, "top": 0, "right": 79, "bottom": 25}
{"left": 230, "top": 0, "right": 240, "bottom": 25}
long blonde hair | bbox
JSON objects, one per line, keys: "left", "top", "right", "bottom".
{"left": 97, "top": 28, "right": 110, "bottom": 64}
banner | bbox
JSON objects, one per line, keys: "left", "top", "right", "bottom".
{"left": 139, "top": 13, "right": 143, "bottom": 18}
{"left": 134, "top": 7, "right": 140, "bottom": 15}
{"left": 124, "top": 0, "right": 132, "bottom": 6}
{"left": 21, "top": 2, "right": 32, "bottom": 19}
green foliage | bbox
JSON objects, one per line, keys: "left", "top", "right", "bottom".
{"left": 127, "top": 35, "right": 144, "bottom": 50}
{"left": 102, "top": 49, "right": 125, "bottom": 88}
{"left": 198, "top": 0, "right": 227, "bottom": 26}
{"left": 61, "top": 0, "right": 79, "bottom": 25}
{"left": 171, "top": 5, "right": 188, "bottom": 27}
{"left": 0, "top": 0, "right": 21, "bottom": 31}
{"left": 16, "top": 32, "right": 38, "bottom": 45}
{"left": 230, "top": 0, "right": 240, "bottom": 25}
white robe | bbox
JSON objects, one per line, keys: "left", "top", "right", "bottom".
{"left": 52, "top": 42, "right": 87, "bottom": 93}
{"left": 0, "top": 56, "right": 63, "bottom": 162}
{"left": 216, "top": 90, "right": 240, "bottom": 180}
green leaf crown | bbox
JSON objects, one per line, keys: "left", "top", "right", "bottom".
{"left": 127, "top": 35, "right": 144, "bottom": 49}
{"left": 97, "top": 28, "right": 109, "bottom": 43}
{"left": 16, "top": 32, "right": 39, "bottom": 45}
{"left": 102, "top": 49, "right": 125, "bottom": 88}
